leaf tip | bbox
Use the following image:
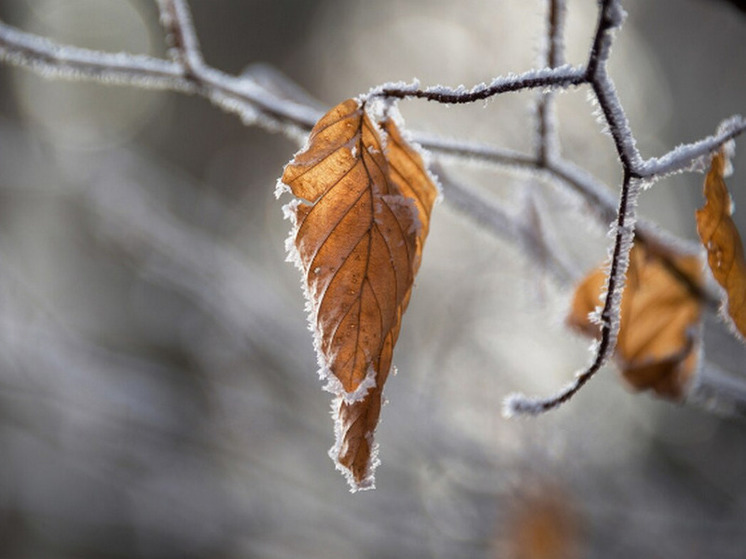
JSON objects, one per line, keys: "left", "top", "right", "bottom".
{"left": 328, "top": 397, "right": 381, "bottom": 492}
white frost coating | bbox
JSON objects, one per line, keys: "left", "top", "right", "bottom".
{"left": 0, "top": 21, "right": 192, "bottom": 90}
{"left": 712, "top": 280, "right": 746, "bottom": 345}
{"left": 639, "top": 115, "right": 746, "bottom": 178}
{"left": 607, "top": 0, "right": 627, "bottom": 29}
{"left": 338, "top": 366, "right": 378, "bottom": 404}
{"left": 207, "top": 89, "right": 261, "bottom": 129}
{"left": 502, "top": 393, "right": 536, "bottom": 418}
{"left": 534, "top": 0, "right": 567, "bottom": 163}
{"left": 328, "top": 396, "right": 380, "bottom": 492}
{"left": 503, "top": 357, "right": 604, "bottom": 417}
{"left": 596, "top": 180, "right": 644, "bottom": 354}
{"left": 480, "top": 64, "right": 583, "bottom": 94}
{"left": 0, "top": 19, "right": 321, "bottom": 141}
{"left": 161, "top": 0, "right": 203, "bottom": 70}
{"left": 274, "top": 178, "right": 291, "bottom": 200}
{"left": 366, "top": 65, "right": 584, "bottom": 103}
{"left": 593, "top": 71, "right": 644, "bottom": 172}
{"left": 363, "top": 79, "right": 419, "bottom": 104}
{"left": 718, "top": 118, "right": 738, "bottom": 163}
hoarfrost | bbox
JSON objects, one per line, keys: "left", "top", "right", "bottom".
{"left": 274, "top": 178, "right": 291, "bottom": 199}
{"left": 639, "top": 115, "right": 744, "bottom": 178}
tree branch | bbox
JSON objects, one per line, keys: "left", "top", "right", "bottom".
{"left": 368, "top": 65, "right": 586, "bottom": 104}
{"left": 156, "top": 0, "right": 204, "bottom": 72}
{"left": 505, "top": 171, "right": 641, "bottom": 415}
{"left": 536, "top": 0, "right": 566, "bottom": 165}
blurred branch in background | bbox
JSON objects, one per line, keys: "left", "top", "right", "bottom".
{"left": 0, "top": 0, "right": 746, "bottom": 557}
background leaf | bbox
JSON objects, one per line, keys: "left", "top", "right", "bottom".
{"left": 568, "top": 245, "right": 703, "bottom": 400}
{"left": 696, "top": 150, "right": 746, "bottom": 340}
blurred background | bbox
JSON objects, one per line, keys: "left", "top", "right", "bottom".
{"left": 0, "top": 0, "right": 745, "bottom": 557}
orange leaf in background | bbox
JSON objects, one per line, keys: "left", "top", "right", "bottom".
{"left": 568, "top": 245, "right": 703, "bottom": 400}
{"left": 696, "top": 150, "right": 746, "bottom": 340}
{"left": 500, "top": 485, "right": 581, "bottom": 559}
{"left": 280, "top": 99, "right": 437, "bottom": 490}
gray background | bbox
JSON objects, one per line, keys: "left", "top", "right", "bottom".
{"left": 0, "top": 1, "right": 744, "bottom": 557}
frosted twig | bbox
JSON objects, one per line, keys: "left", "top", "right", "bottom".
{"left": 507, "top": 0, "right": 639, "bottom": 414}
{"left": 505, "top": 172, "right": 641, "bottom": 415}
{"left": 0, "top": 19, "right": 320, "bottom": 132}
{"left": 0, "top": 20, "right": 191, "bottom": 90}
{"left": 536, "top": 0, "right": 566, "bottom": 165}
{"left": 640, "top": 115, "right": 746, "bottom": 178}
{"left": 585, "top": 1, "right": 643, "bottom": 172}
{"left": 156, "top": 0, "right": 203, "bottom": 71}
{"left": 370, "top": 65, "right": 586, "bottom": 104}
{"left": 0, "top": 7, "right": 687, "bottom": 256}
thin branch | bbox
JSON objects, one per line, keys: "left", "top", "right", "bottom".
{"left": 536, "top": 0, "right": 566, "bottom": 165}
{"left": 369, "top": 65, "right": 586, "bottom": 104}
{"left": 0, "top": 19, "right": 320, "bottom": 133}
{"left": 505, "top": 172, "right": 641, "bottom": 415}
{"left": 0, "top": 9, "right": 739, "bottom": 173}
{"left": 156, "top": 0, "right": 204, "bottom": 71}
{"left": 640, "top": 115, "right": 746, "bottom": 177}
{"left": 546, "top": 0, "right": 566, "bottom": 69}
{"left": 0, "top": 12, "right": 650, "bottom": 252}
{"left": 0, "top": 20, "right": 191, "bottom": 89}
{"left": 586, "top": 0, "right": 644, "bottom": 172}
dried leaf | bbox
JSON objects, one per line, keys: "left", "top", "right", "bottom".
{"left": 568, "top": 244, "right": 703, "bottom": 400}
{"left": 280, "top": 99, "right": 437, "bottom": 490}
{"left": 696, "top": 150, "right": 746, "bottom": 340}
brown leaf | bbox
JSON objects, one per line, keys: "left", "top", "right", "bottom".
{"left": 280, "top": 99, "right": 437, "bottom": 490}
{"left": 567, "top": 244, "right": 703, "bottom": 400}
{"left": 696, "top": 149, "right": 746, "bottom": 340}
